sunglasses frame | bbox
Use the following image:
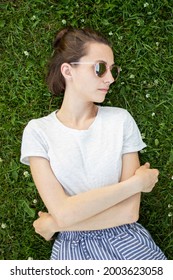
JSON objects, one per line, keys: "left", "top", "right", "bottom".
{"left": 70, "top": 61, "right": 120, "bottom": 81}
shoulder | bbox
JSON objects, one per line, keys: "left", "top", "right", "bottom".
{"left": 99, "top": 106, "right": 132, "bottom": 121}
{"left": 24, "top": 111, "right": 56, "bottom": 131}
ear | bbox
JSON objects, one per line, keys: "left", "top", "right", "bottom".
{"left": 61, "top": 63, "right": 72, "bottom": 80}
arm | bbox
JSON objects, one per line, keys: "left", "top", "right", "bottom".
{"left": 30, "top": 156, "right": 158, "bottom": 230}
{"left": 33, "top": 153, "right": 141, "bottom": 240}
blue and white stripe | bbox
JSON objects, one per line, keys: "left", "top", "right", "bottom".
{"left": 50, "top": 222, "right": 167, "bottom": 260}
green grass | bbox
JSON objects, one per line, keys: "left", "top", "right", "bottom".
{"left": 1, "top": 0, "right": 173, "bottom": 260}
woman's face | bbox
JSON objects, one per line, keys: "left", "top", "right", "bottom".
{"left": 69, "top": 42, "right": 115, "bottom": 103}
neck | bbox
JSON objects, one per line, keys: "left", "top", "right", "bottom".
{"left": 56, "top": 91, "right": 98, "bottom": 129}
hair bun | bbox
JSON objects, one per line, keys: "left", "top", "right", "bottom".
{"left": 53, "top": 28, "right": 70, "bottom": 48}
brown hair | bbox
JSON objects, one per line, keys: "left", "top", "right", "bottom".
{"left": 46, "top": 27, "right": 111, "bottom": 96}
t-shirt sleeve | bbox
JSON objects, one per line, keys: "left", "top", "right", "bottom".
{"left": 122, "top": 110, "right": 146, "bottom": 154}
{"left": 20, "top": 120, "right": 49, "bottom": 165}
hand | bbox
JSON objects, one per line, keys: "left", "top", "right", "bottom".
{"left": 33, "top": 211, "right": 57, "bottom": 241}
{"left": 135, "top": 162, "right": 159, "bottom": 193}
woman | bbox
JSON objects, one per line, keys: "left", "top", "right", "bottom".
{"left": 20, "top": 27, "right": 167, "bottom": 260}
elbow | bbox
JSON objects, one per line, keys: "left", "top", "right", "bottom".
{"left": 129, "top": 212, "right": 139, "bottom": 223}
{"left": 127, "top": 204, "right": 140, "bottom": 223}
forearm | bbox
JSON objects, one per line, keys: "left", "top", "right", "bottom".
{"left": 49, "top": 193, "right": 141, "bottom": 233}
{"left": 30, "top": 157, "right": 158, "bottom": 230}
{"left": 57, "top": 175, "right": 141, "bottom": 228}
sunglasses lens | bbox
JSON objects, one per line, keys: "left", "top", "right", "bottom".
{"left": 95, "top": 63, "right": 107, "bottom": 77}
{"left": 95, "top": 63, "right": 120, "bottom": 80}
{"left": 111, "top": 65, "right": 119, "bottom": 80}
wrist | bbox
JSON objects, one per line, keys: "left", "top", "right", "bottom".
{"left": 128, "top": 174, "right": 143, "bottom": 193}
{"left": 48, "top": 214, "right": 59, "bottom": 233}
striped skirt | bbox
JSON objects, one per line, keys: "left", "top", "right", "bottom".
{"left": 50, "top": 223, "right": 167, "bottom": 260}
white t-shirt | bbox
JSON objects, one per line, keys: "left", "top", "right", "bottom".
{"left": 20, "top": 106, "right": 146, "bottom": 195}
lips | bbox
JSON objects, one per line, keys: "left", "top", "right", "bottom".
{"left": 99, "top": 88, "right": 109, "bottom": 92}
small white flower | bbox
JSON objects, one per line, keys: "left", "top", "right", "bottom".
{"left": 140, "top": 149, "right": 147, "bottom": 154}
{"left": 168, "top": 204, "right": 172, "bottom": 208}
{"left": 137, "top": 19, "right": 144, "bottom": 26}
{"left": 121, "top": 82, "right": 125, "bottom": 85}
{"left": 168, "top": 212, "right": 172, "bottom": 217}
{"left": 146, "top": 93, "right": 150, "bottom": 98}
{"left": 171, "top": 176, "right": 173, "bottom": 180}
{"left": 24, "top": 51, "right": 29, "bottom": 57}
{"left": 23, "top": 171, "right": 30, "bottom": 178}
{"left": 0, "top": 158, "right": 3, "bottom": 163}
{"left": 33, "top": 199, "right": 37, "bottom": 204}
{"left": 31, "top": 15, "right": 36, "bottom": 20}
{"left": 118, "top": 35, "right": 123, "bottom": 40}
{"left": 28, "top": 257, "right": 33, "bottom": 260}
{"left": 151, "top": 112, "right": 155, "bottom": 117}
{"left": 144, "top": 3, "right": 149, "bottom": 7}
{"left": 141, "top": 133, "right": 146, "bottom": 139}
{"left": 154, "top": 79, "right": 159, "bottom": 85}
{"left": 108, "top": 31, "right": 113, "bottom": 36}
{"left": 129, "top": 74, "right": 135, "bottom": 79}
{"left": 1, "top": 223, "right": 7, "bottom": 229}
{"left": 81, "top": 19, "right": 85, "bottom": 23}
{"left": 155, "top": 42, "right": 159, "bottom": 47}
{"left": 62, "top": 19, "right": 66, "bottom": 25}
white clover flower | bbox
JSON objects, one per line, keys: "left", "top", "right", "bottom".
{"left": 137, "top": 19, "right": 144, "bottom": 26}
{"left": 31, "top": 15, "right": 36, "bottom": 20}
{"left": 141, "top": 133, "right": 146, "bottom": 139}
{"left": 23, "top": 171, "right": 30, "bottom": 178}
{"left": 129, "top": 74, "right": 135, "bottom": 79}
{"left": 144, "top": 3, "right": 149, "bottom": 7}
{"left": 140, "top": 149, "right": 147, "bottom": 154}
{"left": 146, "top": 93, "right": 150, "bottom": 98}
{"left": 33, "top": 199, "right": 37, "bottom": 204}
{"left": 0, "top": 158, "right": 3, "bottom": 163}
{"left": 168, "top": 212, "right": 172, "bottom": 217}
{"left": 108, "top": 31, "right": 113, "bottom": 36}
{"left": 28, "top": 257, "right": 34, "bottom": 260}
{"left": 118, "top": 36, "right": 123, "bottom": 40}
{"left": 1, "top": 223, "right": 7, "bottom": 229}
{"left": 62, "top": 19, "right": 66, "bottom": 25}
{"left": 151, "top": 112, "right": 155, "bottom": 117}
{"left": 24, "top": 51, "right": 29, "bottom": 57}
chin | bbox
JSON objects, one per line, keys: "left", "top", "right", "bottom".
{"left": 94, "top": 96, "right": 106, "bottom": 103}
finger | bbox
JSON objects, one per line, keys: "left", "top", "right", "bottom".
{"left": 38, "top": 211, "right": 42, "bottom": 216}
{"left": 144, "top": 162, "right": 150, "bottom": 168}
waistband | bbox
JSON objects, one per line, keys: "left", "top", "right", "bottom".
{"left": 58, "top": 222, "right": 140, "bottom": 241}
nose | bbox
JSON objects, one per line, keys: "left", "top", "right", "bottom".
{"left": 104, "top": 69, "right": 114, "bottom": 85}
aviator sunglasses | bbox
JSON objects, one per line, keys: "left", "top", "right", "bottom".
{"left": 70, "top": 61, "right": 120, "bottom": 81}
